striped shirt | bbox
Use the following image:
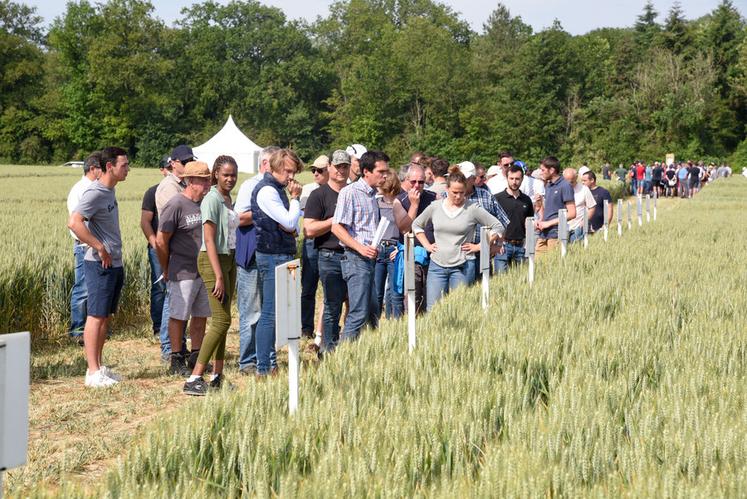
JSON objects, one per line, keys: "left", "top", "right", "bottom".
{"left": 467, "top": 185, "right": 509, "bottom": 243}
{"left": 333, "top": 178, "right": 380, "bottom": 248}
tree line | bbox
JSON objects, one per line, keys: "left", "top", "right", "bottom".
{"left": 1, "top": 0, "right": 746, "bottom": 167}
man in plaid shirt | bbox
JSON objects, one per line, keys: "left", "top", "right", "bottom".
{"left": 332, "top": 151, "right": 391, "bottom": 342}
{"left": 455, "top": 161, "right": 509, "bottom": 284}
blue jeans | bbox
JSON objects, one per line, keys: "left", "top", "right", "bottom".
{"left": 340, "top": 250, "right": 377, "bottom": 342}
{"left": 494, "top": 242, "right": 526, "bottom": 273}
{"left": 147, "top": 246, "right": 166, "bottom": 333}
{"left": 373, "top": 245, "right": 403, "bottom": 319}
{"left": 69, "top": 243, "right": 88, "bottom": 336}
{"left": 158, "top": 288, "right": 187, "bottom": 359}
{"left": 464, "top": 254, "right": 480, "bottom": 285}
{"left": 301, "top": 239, "right": 319, "bottom": 334}
{"left": 255, "top": 252, "right": 294, "bottom": 375}
{"left": 569, "top": 226, "right": 584, "bottom": 243}
{"left": 318, "top": 249, "right": 347, "bottom": 352}
{"left": 236, "top": 260, "right": 273, "bottom": 369}
{"left": 426, "top": 261, "right": 468, "bottom": 311}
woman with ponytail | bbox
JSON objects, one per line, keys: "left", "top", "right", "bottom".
{"left": 412, "top": 165, "right": 505, "bottom": 311}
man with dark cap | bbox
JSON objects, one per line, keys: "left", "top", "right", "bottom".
{"left": 140, "top": 155, "right": 172, "bottom": 335}
{"left": 154, "top": 145, "right": 194, "bottom": 363}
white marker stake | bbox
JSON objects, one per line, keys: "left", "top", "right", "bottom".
{"left": 404, "top": 233, "right": 416, "bottom": 353}
{"left": 653, "top": 189, "right": 658, "bottom": 221}
{"left": 525, "top": 217, "right": 536, "bottom": 286}
{"left": 627, "top": 201, "right": 632, "bottom": 231}
{"left": 637, "top": 195, "right": 643, "bottom": 226}
{"left": 0, "top": 331, "right": 31, "bottom": 494}
{"left": 582, "top": 206, "right": 589, "bottom": 249}
{"left": 480, "top": 227, "right": 490, "bottom": 310}
{"left": 603, "top": 200, "right": 610, "bottom": 242}
{"left": 275, "top": 259, "right": 301, "bottom": 415}
{"left": 646, "top": 194, "right": 651, "bottom": 222}
{"left": 617, "top": 199, "right": 623, "bottom": 237}
{"left": 558, "top": 209, "right": 568, "bottom": 258}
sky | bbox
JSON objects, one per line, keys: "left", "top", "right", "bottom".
{"left": 24, "top": 0, "right": 741, "bottom": 35}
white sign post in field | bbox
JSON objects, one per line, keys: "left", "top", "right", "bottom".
{"left": 558, "top": 209, "right": 569, "bottom": 258}
{"left": 582, "top": 206, "right": 589, "bottom": 249}
{"left": 653, "top": 189, "right": 658, "bottom": 221}
{"left": 480, "top": 227, "right": 490, "bottom": 310}
{"left": 0, "top": 332, "right": 30, "bottom": 495}
{"left": 646, "top": 194, "right": 651, "bottom": 223}
{"left": 617, "top": 199, "right": 623, "bottom": 237}
{"left": 275, "top": 260, "right": 301, "bottom": 415}
{"left": 627, "top": 201, "right": 633, "bottom": 231}
{"left": 637, "top": 195, "right": 643, "bottom": 226}
{"left": 404, "top": 233, "right": 416, "bottom": 353}
{"left": 603, "top": 200, "right": 610, "bottom": 242}
{"left": 525, "top": 217, "right": 536, "bottom": 286}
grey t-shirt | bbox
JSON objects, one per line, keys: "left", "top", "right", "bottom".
{"left": 158, "top": 194, "right": 203, "bottom": 281}
{"left": 74, "top": 181, "right": 123, "bottom": 267}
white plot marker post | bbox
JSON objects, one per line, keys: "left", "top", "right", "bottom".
{"left": 525, "top": 217, "right": 536, "bottom": 286}
{"left": 582, "top": 206, "right": 589, "bottom": 249}
{"left": 275, "top": 259, "right": 301, "bottom": 415}
{"left": 0, "top": 332, "right": 30, "bottom": 494}
{"left": 617, "top": 199, "right": 623, "bottom": 237}
{"left": 480, "top": 227, "right": 490, "bottom": 310}
{"left": 646, "top": 194, "right": 651, "bottom": 223}
{"left": 653, "top": 189, "right": 658, "bottom": 221}
{"left": 558, "top": 209, "right": 569, "bottom": 258}
{"left": 627, "top": 201, "right": 633, "bottom": 231}
{"left": 404, "top": 233, "right": 416, "bottom": 353}
{"left": 603, "top": 200, "right": 610, "bottom": 242}
{"left": 637, "top": 195, "right": 643, "bottom": 226}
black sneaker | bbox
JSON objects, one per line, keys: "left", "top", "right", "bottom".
{"left": 169, "top": 353, "right": 191, "bottom": 377}
{"left": 183, "top": 377, "right": 208, "bottom": 396}
{"left": 209, "top": 373, "right": 223, "bottom": 390}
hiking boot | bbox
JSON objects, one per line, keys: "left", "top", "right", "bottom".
{"left": 169, "top": 353, "right": 191, "bottom": 377}
{"left": 183, "top": 377, "right": 208, "bottom": 396}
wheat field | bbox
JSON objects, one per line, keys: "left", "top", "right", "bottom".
{"left": 15, "top": 176, "right": 745, "bottom": 497}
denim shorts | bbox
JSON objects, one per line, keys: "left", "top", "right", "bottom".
{"left": 84, "top": 261, "right": 124, "bottom": 317}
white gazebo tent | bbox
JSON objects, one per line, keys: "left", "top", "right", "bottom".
{"left": 193, "top": 115, "right": 263, "bottom": 173}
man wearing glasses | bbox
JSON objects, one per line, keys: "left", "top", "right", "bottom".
{"left": 393, "top": 163, "right": 436, "bottom": 314}
{"left": 154, "top": 144, "right": 195, "bottom": 364}
{"left": 66, "top": 151, "right": 103, "bottom": 344}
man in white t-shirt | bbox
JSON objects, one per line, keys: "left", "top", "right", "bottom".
{"left": 66, "top": 152, "right": 102, "bottom": 343}
{"left": 563, "top": 168, "right": 596, "bottom": 243}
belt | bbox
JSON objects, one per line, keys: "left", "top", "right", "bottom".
{"left": 320, "top": 248, "right": 344, "bottom": 254}
{"left": 381, "top": 240, "right": 398, "bottom": 247}
{"left": 504, "top": 239, "right": 525, "bottom": 245}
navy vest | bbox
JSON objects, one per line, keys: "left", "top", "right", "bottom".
{"left": 251, "top": 173, "right": 297, "bottom": 255}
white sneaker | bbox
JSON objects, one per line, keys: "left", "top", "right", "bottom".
{"left": 84, "top": 369, "right": 118, "bottom": 388}
{"left": 314, "top": 334, "right": 322, "bottom": 347}
{"left": 100, "top": 366, "right": 123, "bottom": 382}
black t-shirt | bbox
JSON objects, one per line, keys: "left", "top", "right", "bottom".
{"left": 141, "top": 184, "right": 159, "bottom": 235}
{"left": 588, "top": 186, "right": 612, "bottom": 232}
{"left": 304, "top": 184, "right": 342, "bottom": 251}
{"left": 665, "top": 169, "right": 676, "bottom": 180}
{"left": 494, "top": 190, "right": 534, "bottom": 240}
{"left": 652, "top": 166, "right": 663, "bottom": 181}
{"left": 398, "top": 189, "right": 436, "bottom": 245}
{"left": 688, "top": 166, "right": 700, "bottom": 183}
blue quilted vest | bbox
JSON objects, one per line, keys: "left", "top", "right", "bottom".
{"left": 251, "top": 173, "right": 297, "bottom": 255}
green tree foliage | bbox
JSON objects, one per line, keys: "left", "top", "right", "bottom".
{"left": 0, "top": 0, "right": 745, "bottom": 167}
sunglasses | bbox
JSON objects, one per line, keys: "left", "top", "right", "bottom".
{"left": 410, "top": 180, "right": 426, "bottom": 185}
{"left": 311, "top": 167, "right": 327, "bottom": 174}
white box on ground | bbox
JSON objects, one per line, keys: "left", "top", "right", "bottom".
{"left": 0, "top": 332, "right": 30, "bottom": 471}
{"left": 275, "top": 260, "right": 301, "bottom": 349}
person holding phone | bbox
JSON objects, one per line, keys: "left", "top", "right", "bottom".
{"left": 185, "top": 156, "right": 239, "bottom": 394}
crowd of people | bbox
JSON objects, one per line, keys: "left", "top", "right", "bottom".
{"left": 66, "top": 145, "right": 724, "bottom": 393}
{"left": 603, "top": 160, "right": 734, "bottom": 198}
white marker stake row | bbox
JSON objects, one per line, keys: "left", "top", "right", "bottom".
{"left": 617, "top": 199, "right": 623, "bottom": 237}
{"left": 582, "top": 206, "right": 589, "bottom": 250}
{"left": 525, "top": 217, "right": 536, "bottom": 286}
{"left": 637, "top": 195, "right": 643, "bottom": 226}
{"left": 603, "top": 199, "right": 610, "bottom": 242}
{"left": 558, "top": 209, "right": 569, "bottom": 258}
{"left": 480, "top": 227, "right": 490, "bottom": 310}
{"left": 646, "top": 194, "right": 651, "bottom": 222}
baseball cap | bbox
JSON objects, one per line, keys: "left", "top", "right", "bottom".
{"left": 514, "top": 160, "right": 526, "bottom": 172}
{"left": 312, "top": 155, "right": 329, "bottom": 169}
{"left": 170, "top": 144, "right": 195, "bottom": 163}
{"left": 578, "top": 165, "right": 590, "bottom": 176}
{"left": 345, "top": 144, "right": 367, "bottom": 160}
{"left": 159, "top": 155, "right": 171, "bottom": 169}
{"left": 331, "top": 150, "right": 351, "bottom": 166}
{"left": 458, "top": 161, "right": 476, "bottom": 179}
{"left": 487, "top": 165, "right": 502, "bottom": 176}
{"left": 182, "top": 161, "right": 211, "bottom": 178}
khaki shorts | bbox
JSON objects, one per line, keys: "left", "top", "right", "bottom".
{"left": 168, "top": 278, "right": 211, "bottom": 321}
{"left": 535, "top": 238, "right": 559, "bottom": 257}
